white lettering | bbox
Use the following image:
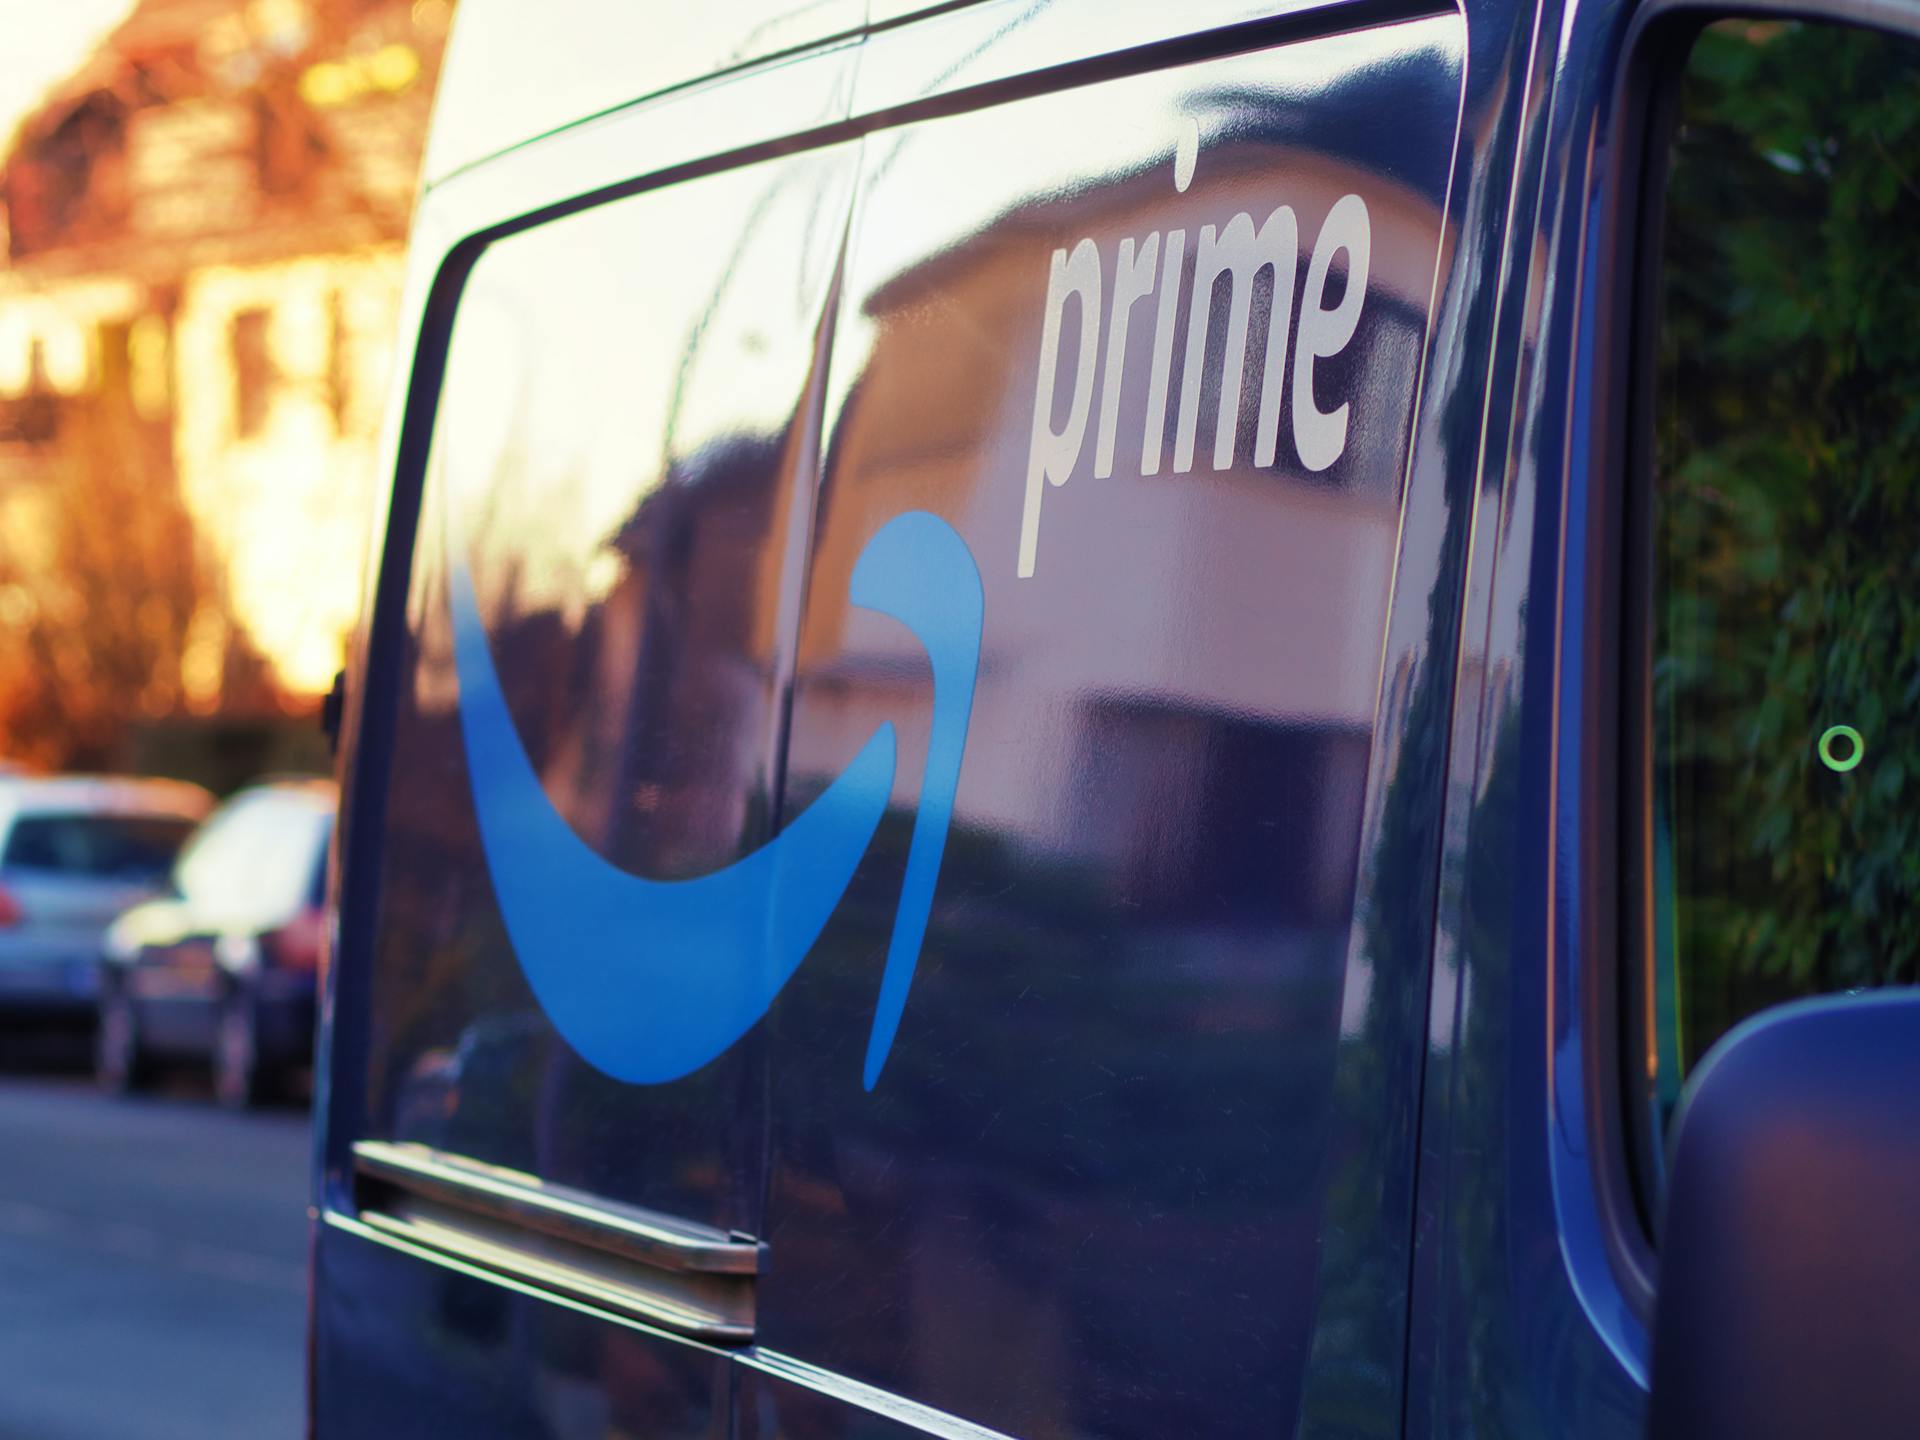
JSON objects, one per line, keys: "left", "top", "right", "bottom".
{"left": 1018, "top": 238, "right": 1103, "bottom": 580}
{"left": 1176, "top": 205, "right": 1299, "bottom": 474}
{"left": 1094, "top": 232, "right": 1161, "bottom": 481}
{"left": 1015, "top": 136, "right": 1376, "bottom": 577}
{"left": 1292, "top": 193, "right": 1371, "bottom": 473}
{"left": 1140, "top": 228, "right": 1186, "bottom": 478}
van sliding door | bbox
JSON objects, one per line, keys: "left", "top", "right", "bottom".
{"left": 751, "top": 7, "right": 1466, "bottom": 1438}
{"left": 315, "top": 140, "right": 859, "bottom": 1436}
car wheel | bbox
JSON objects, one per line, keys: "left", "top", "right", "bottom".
{"left": 214, "top": 989, "right": 267, "bottom": 1109}
{"left": 96, "top": 982, "right": 148, "bottom": 1095}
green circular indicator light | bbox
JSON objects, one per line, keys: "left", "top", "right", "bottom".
{"left": 1818, "top": 725, "right": 1865, "bottom": 773}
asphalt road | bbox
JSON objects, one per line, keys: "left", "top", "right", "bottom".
{"left": 0, "top": 1060, "right": 309, "bottom": 1440}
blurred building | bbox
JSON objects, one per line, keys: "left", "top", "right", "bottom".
{"left": 0, "top": 0, "right": 451, "bottom": 711}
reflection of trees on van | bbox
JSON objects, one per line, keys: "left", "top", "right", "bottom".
{"left": 770, "top": 694, "right": 1358, "bottom": 1438}
{"left": 491, "top": 431, "right": 792, "bottom": 881}
{"left": 1291, "top": 612, "right": 1460, "bottom": 1433}
{"left": 366, "top": 146, "right": 860, "bottom": 1250}
{"left": 1656, "top": 22, "right": 1920, "bottom": 1072}
{"left": 373, "top": 426, "right": 798, "bottom": 1215}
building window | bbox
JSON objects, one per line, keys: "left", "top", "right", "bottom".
{"left": 231, "top": 308, "right": 273, "bottom": 438}
{"left": 327, "top": 290, "right": 351, "bottom": 433}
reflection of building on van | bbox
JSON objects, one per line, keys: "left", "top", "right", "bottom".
{"left": 787, "top": 127, "right": 1434, "bottom": 931}
{"left": 313, "top": 5, "right": 1920, "bottom": 1440}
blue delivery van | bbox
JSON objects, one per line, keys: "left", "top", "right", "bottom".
{"left": 310, "top": 0, "right": 1920, "bottom": 1436}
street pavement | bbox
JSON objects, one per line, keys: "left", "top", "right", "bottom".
{"left": 0, "top": 1059, "right": 309, "bottom": 1440}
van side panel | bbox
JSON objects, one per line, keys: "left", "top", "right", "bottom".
{"left": 315, "top": 144, "right": 859, "bottom": 1437}
{"left": 313, "top": 1221, "right": 731, "bottom": 1439}
{"left": 355, "top": 144, "right": 855, "bottom": 1225}
{"left": 1406, "top": 0, "right": 1662, "bottom": 1425}
{"left": 759, "top": 19, "right": 1464, "bottom": 1438}
{"left": 422, "top": 0, "right": 865, "bottom": 184}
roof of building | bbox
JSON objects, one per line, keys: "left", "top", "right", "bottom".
{"left": 2, "top": 0, "right": 442, "bottom": 278}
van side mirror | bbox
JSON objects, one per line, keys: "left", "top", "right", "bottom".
{"left": 1647, "top": 991, "right": 1920, "bottom": 1440}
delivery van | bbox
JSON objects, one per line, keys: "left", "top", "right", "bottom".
{"left": 311, "top": 0, "right": 1920, "bottom": 1436}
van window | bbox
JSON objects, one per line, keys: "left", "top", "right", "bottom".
{"left": 1645, "top": 20, "right": 1920, "bottom": 1141}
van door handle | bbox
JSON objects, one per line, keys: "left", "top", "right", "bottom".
{"left": 350, "top": 1140, "right": 761, "bottom": 1342}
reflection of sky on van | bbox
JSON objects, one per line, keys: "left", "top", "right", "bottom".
{"left": 440, "top": 152, "right": 855, "bottom": 627}
{"left": 862, "top": 22, "right": 1451, "bottom": 220}
{"left": 417, "top": 145, "right": 862, "bottom": 864}
{"left": 419, "top": 0, "right": 862, "bottom": 186}
{"left": 853, "top": 20, "right": 1454, "bottom": 307}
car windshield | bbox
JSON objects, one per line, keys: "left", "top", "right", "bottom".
{"left": 1, "top": 813, "right": 199, "bottom": 880}
{"left": 174, "top": 793, "right": 330, "bottom": 920}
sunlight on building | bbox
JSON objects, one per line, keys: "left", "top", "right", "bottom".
{"left": 0, "top": 0, "right": 451, "bottom": 764}
{"left": 180, "top": 602, "right": 230, "bottom": 714}
{"left": 172, "top": 253, "right": 403, "bottom": 693}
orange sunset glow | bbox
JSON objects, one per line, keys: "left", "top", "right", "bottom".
{"left": 0, "top": 0, "right": 452, "bottom": 772}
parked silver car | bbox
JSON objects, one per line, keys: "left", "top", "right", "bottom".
{"left": 0, "top": 776, "right": 213, "bottom": 1027}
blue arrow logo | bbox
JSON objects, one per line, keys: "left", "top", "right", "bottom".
{"left": 448, "top": 510, "right": 983, "bottom": 1090}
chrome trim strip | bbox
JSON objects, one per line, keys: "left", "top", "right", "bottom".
{"left": 738, "top": 1349, "right": 1021, "bottom": 1440}
{"left": 357, "top": 1201, "right": 753, "bottom": 1343}
{"left": 420, "top": 0, "right": 867, "bottom": 186}
{"left": 349, "top": 1141, "right": 759, "bottom": 1343}
{"left": 330, "top": 1204, "right": 1024, "bottom": 1421}
{"left": 323, "top": 1209, "right": 744, "bottom": 1347}
{"left": 850, "top": 0, "right": 1451, "bottom": 119}
{"left": 352, "top": 1140, "right": 761, "bottom": 1276}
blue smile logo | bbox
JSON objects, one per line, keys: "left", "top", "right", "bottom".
{"left": 448, "top": 511, "right": 983, "bottom": 1091}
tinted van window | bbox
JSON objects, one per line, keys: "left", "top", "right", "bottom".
{"left": 1647, "top": 20, "right": 1920, "bottom": 1128}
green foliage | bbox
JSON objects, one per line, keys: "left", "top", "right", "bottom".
{"left": 1656, "top": 20, "right": 1920, "bottom": 1068}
